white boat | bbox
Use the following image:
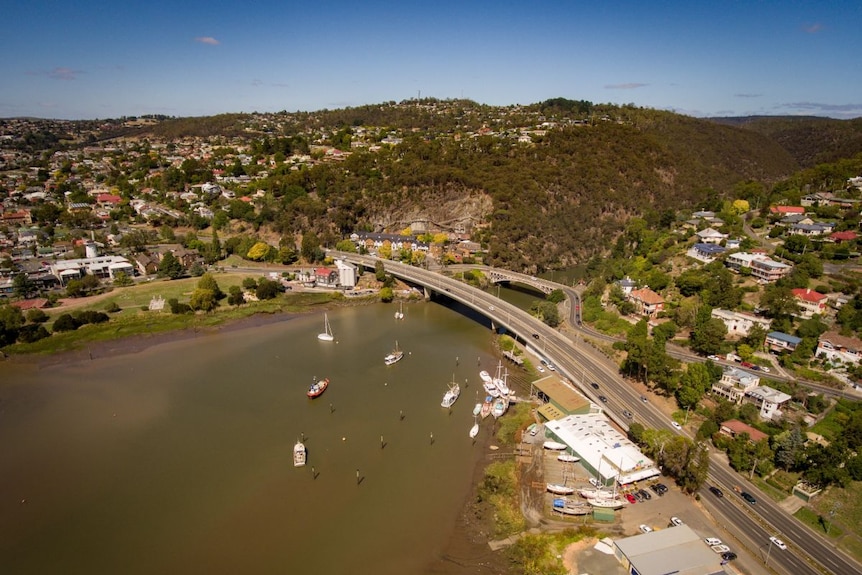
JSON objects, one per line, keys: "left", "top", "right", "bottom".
{"left": 552, "top": 498, "right": 591, "bottom": 515}
{"left": 557, "top": 453, "right": 580, "bottom": 463}
{"left": 543, "top": 441, "right": 568, "bottom": 451}
{"left": 579, "top": 488, "right": 607, "bottom": 499}
{"left": 479, "top": 370, "right": 492, "bottom": 384}
{"left": 293, "top": 440, "right": 307, "bottom": 467}
{"left": 469, "top": 419, "right": 479, "bottom": 439}
{"left": 394, "top": 300, "right": 404, "bottom": 320}
{"left": 384, "top": 341, "right": 403, "bottom": 365}
{"left": 589, "top": 497, "right": 626, "bottom": 509}
{"left": 473, "top": 403, "right": 482, "bottom": 416}
{"left": 492, "top": 396, "right": 509, "bottom": 419}
{"left": 492, "top": 361, "right": 510, "bottom": 396}
{"left": 441, "top": 379, "right": 460, "bottom": 408}
{"left": 547, "top": 483, "right": 575, "bottom": 495}
{"left": 317, "top": 313, "right": 334, "bottom": 341}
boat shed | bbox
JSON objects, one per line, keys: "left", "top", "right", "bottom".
{"left": 544, "top": 413, "right": 659, "bottom": 486}
{"left": 614, "top": 524, "right": 727, "bottom": 575}
{"left": 530, "top": 375, "right": 591, "bottom": 420}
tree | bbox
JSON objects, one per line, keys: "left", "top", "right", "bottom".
{"left": 246, "top": 241, "right": 272, "bottom": 261}
{"left": 228, "top": 285, "right": 245, "bottom": 306}
{"left": 255, "top": 278, "right": 281, "bottom": 300}
{"left": 379, "top": 287, "right": 394, "bottom": 302}
{"left": 690, "top": 318, "right": 727, "bottom": 356}
{"left": 301, "top": 232, "right": 321, "bottom": 263}
{"left": 197, "top": 273, "right": 224, "bottom": 300}
{"left": 190, "top": 288, "right": 216, "bottom": 312}
{"left": 774, "top": 428, "right": 807, "bottom": 471}
{"left": 0, "top": 304, "right": 25, "bottom": 346}
{"left": 113, "top": 271, "right": 133, "bottom": 287}
{"left": 52, "top": 313, "right": 81, "bottom": 332}
{"left": 158, "top": 252, "right": 184, "bottom": 279}
{"left": 530, "top": 300, "right": 560, "bottom": 327}
{"left": 12, "top": 274, "right": 35, "bottom": 299}
{"left": 26, "top": 308, "right": 48, "bottom": 323}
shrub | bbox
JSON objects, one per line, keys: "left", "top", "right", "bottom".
{"left": 26, "top": 308, "right": 49, "bottom": 323}
{"left": 53, "top": 314, "right": 81, "bottom": 332}
{"left": 17, "top": 324, "right": 50, "bottom": 343}
{"left": 105, "top": 302, "right": 121, "bottom": 313}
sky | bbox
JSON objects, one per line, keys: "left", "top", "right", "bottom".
{"left": 2, "top": 1, "right": 860, "bottom": 121}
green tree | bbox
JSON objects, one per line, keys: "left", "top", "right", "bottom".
{"left": 197, "top": 272, "right": 224, "bottom": 300}
{"left": 158, "top": 252, "right": 184, "bottom": 279}
{"left": 301, "top": 232, "right": 321, "bottom": 263}
{"left": 379, "top": 287, "right": 394, "bottom": 302}
{"left": 189, "top": 288, "right": 216, "bottom": 312}
{"left": 113, "top": 271, "right": 133, "bottom": 287}
{"left": 12, "top": 274, "right": 35, "bottom": 299}
{"left": 246, "top": 241, "right": 272, "bottom": 261}
{"left": 255, "top": 278, "right": 281, "bottom": 300}
{"left": 26, "top": 308, "right": 48, "bottom": 323}
{"left": 690, "top": 318, "right": 727, "bottom": 356}
{"left": 228, "top": 285, "right": 245, "bottom": 306}
{"left": 0, "top": 304, "right": 26, "bottom": 346}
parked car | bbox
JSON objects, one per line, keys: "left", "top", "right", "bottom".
{"left": 639, "top": 525, "right": 653, "bottom": 534}
{"left": 760, "top": 366, "right": 771, "bottom": 373}
{"left": 625, "top": 493, "right": 637, "bottom": 504}
{"left": 769, "top": 537, "right": 787, "bottom": 550}
{"left": 711, "top": 545, "right": 731, "bottom": 554}
{"left": 707, "top": 355, "right": 720, "bottom": 360}
{"left": 638, "top": 488, "right": 651, "bottom": 500}
{"left": 670, "top": 516, "right": 684, "bottom": 526}
{"left": 705, "top": 537, "right": 722, "bottom": 546}
{"left": 590, "top": 382, "right": 600, "bottom": 389}
{"left": 741, "top": 491, "right": 756, "bottom": 504}
{"left": 633, "top": 490, "right": 644, "bottom": 502}
{"left": 709, "top": 486, "right": 724, "bottom": 498}
{"left": 650, "top": 483, "right": 668, "bottom": 495}
{"left": 741, "top": 361, "right": 755, "bottom": 368}
{"left": 721, "top": 552, "right": 737, "bottom": 561}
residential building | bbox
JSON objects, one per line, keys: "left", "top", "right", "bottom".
{"left": 686, "top": 242, "right": 726, "bottom": 263}
{"left": 745, "top": 386, "right": 792, "bottom": 421}
{"left": 711, "top": 308, "right": 771, "bottom": 337}
{"left": 769, "top": 206, "right": 805, "bottom": 216}
{"left": 788, "top": 222, "right": 835, "bottom": 236}
{"left": 791, "top": 288, "right": 828, "bottom": 319}
{"left": 695, "top": 228, "right": 727, "bottom": 244}
{"left": 49, "top": 256, "right": 134, "bottom": 284}
{"left": 725, "top": 252, "right": 792, "bottom": 283}
{"left": 712, "top": 367, "right": 760, "bottom": 403}
{"left": 830, "top": 230, "right": 858, "bottom": 243}
{"left": 314, "top": 267, "right": 339, "bottom": 287}
{"left": 719, "top": 419, "right": 768, "bottom": 443}
{"left": 765, "top": 331, "right": 802, "bottom": 353}
{"left": 616, "top": 276, "right": 637, "bottom": 296}
{"left": 628, "top": 287, "right": 665, "bottom": 318}
{"left": 816, "top": 331, "right": 862, "bottom": 365}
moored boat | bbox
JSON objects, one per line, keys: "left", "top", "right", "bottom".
{"left": 307, "top": 377, "right": 330, "bottom": 398}
{"left": 480, "top": 396, "right": 493, "bottom": 419}
{"left": 479, "top": 370, "right": 492, "bottom": 384}
{"left": 473, "top": 403, "right": 482, "bottom": 416}
{"left": 384, "top": 341, "right": 403, "bottom": 365}
{"left": 394, "top": 300, "right": 404, "bottom": 320}
{"left": 491, "top": 396, "right": 509, "bottom": 419}
{"left": 543, "top": 441, "right": 568, "bottom": 451}
{"left": 469, "top": 419, "right": 479, "bottom": 439}
{"left": 293, "top": 440, "right": 307, "bottom": 467}
{"left": 317, "top": 313, "right": 334, "bottom": 342}
{"left": 441, "top": 380, "right": 460, "bottom": 408}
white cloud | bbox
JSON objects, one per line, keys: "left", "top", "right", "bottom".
{"left": 604, "top": 83, "right": 648, "bottom": 90}
{"left": 195, "top": 36, "right": 220, "bottom": 45}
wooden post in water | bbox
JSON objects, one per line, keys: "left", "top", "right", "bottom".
{"left": 400, "top": 410, "right": 404, "bottom": 421}
{"left": 430, "top": 432, "right": 434, "bottom": 445}
{"left": 356, "top": 469, "right": 360, "bottom": 485}
{"left": 380, "top": 435, "right": 384, "bottom": 449}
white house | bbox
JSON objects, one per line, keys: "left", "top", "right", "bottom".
{"left": 816, "top": 331, "right": 862, "bottom": 365}
{"left": 695, "top": 228, "right": 728, "bottom": 245}
{"left": 744, "top": 386, "right": 792, "bottom": 421}
{"left": 712, "top": 367, "right": 760, "bottom": 403}
{"left": 711, "top": 308, "right": 771, "bottom": 337}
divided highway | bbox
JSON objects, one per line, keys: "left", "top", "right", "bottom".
{"left": 331, "top": 253, "right": 860, "bottom": 575}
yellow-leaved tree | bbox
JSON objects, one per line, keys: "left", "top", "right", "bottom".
{"left": 731, "top": 199, "right": 750, "bottom": 214}
{"left": 247, "top": 241, "right": 271, "bottom": 261}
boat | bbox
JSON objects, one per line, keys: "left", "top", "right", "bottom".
{"left": 469, "top": 418, "right": 479, "bottom": 439}
{"left": 491, "top": 396, "right": 509, "bottom": 419}
{"left": 552, "top": 498, "right": 591, "bottom": 516}
{"left": 480, "top": 396, "right": 493, "bottom": 419}
{"left": 579, "top": 488, "right": 607, "bottom": 499}
{"left": 557, "top": 453, "right": 580, "bottom": 463}
{"left": 384, "top": 341, "right": 403, "bottom": 365}
{"left": 306, "top": 377, "right": 330, "bottom": 398}
{"left": 293, "top": 440, "right": 307, "bottom": 467}
{"left": 394, "top": 300, "right": 404, "bottom": 320}
{"left": 482, "top": 381, "right": 500, "bottom": 398}
{"left": 472, "top": 403, "right": 482, "bottom": 416}
{"left": 317, "top": 313, "right": 334, "bottom": 342}
{"left": 589, "top": 497, "right": 626, "bottom": 509}
{"left": 543, "top": 441, "right": 568, "bottom": 451}
{"left": 441, "top": 379, "right": 461, "bottom": 408}
{"left": 492, "top": 361, "right": 510, "bottom": 396}
{"left": 479, "top": 370, "right": 492, "bottom": 384}
{"left": 546, "top": 483, "right": 575, "bottom": 495}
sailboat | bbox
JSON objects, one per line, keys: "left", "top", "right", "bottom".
{"left": 394, "top": 300, "right": 404, "bottom": 320}
{"left": 317, "top": 313, "right": 334, "bottom": 342}
{"left": 469, "top": 417, "right": 479, "bottom": 439}
{"left": 441, "top": 377, "right": 460, "bottom": 408}
{"left": 384, "top": 340, "right": 403, "bottom": 365}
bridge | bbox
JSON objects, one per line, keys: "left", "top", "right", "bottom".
{"left": 485, "top": 269, "right": 556, "bottom": 295}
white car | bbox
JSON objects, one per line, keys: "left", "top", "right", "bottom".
{"left": 769, "top": 536, "right": 787, "bottom": 550}
{"left": 707, "top": 355, "right": 719, "bottom": 360}
{"left": 536, "top": 365, "right": 545, "bottom": 373}
{"left": 671, "top": 421, "right": 682, "bottom": 430}
{"left": 705, "top": 537, "right": 722, "bottom": 546}
{"left": 670, "top": 516, "right": 684, "bottom": 526}
{"left": 589, "top": 478, "right": 601, "bottom": 488}
{"left": 760, "top": 366, "right": 771, "bottom": 373}
{"left": 639, "top": 524, "right": 653, "bottom": 534}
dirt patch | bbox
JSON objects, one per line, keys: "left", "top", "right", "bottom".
{"left": 563, "top": 537, "right": 596, "bottom": 573}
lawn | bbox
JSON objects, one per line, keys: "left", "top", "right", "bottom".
{"left": 807, "top": 481, "right": 862, "bottom": 562}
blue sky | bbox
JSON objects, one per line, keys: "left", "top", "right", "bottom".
{"left": 2, "top": 1, "right": 860, "bottom": 120}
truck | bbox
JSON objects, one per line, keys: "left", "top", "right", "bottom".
{"left": 725, "top": 353, "right": 742, "bottom": 363}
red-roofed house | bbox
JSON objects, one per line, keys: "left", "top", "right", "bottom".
{"left": 719, "top": 419, "right": 768, "bottom": 443}
{"left": 830, "top": 230, "right": 858, "bottom": 243}
{"left": 628, "top": 287, "right": 665, "bottom": 318}
{"left": 791, "top": 288, "right": 828, "bottom": 319}
{"left": 769, "top": 206, "right": 805, "bottom": 215}
{"left": 96, "top": 193, "right": 122, "bottom": 207}
{"left": 314, "top": 267, "right": 338, "bottom": 287}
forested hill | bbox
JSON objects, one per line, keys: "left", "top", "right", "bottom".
{"left": 709, "top": 115, "right": 862, "bottom": 167}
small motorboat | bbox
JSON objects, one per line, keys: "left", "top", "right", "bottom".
{"left": 543, "top": 441, "right": 568, "bottom": 451}
{"left": 307, "top": 377, "right": 330, "bottom": 398}
{"left": 293, "top": 440, "right": 307, "bottom": 467}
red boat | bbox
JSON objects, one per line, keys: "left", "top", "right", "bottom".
{"left": 307, "top": 377, "right": 329, "bottom": 398}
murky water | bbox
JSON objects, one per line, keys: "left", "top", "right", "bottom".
{"left": 0, "top": 300, "right": 514, "bottom": 575}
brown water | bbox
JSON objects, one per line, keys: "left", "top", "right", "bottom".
{"left": 0, "top": 301, "right": 511, "bottom": 575}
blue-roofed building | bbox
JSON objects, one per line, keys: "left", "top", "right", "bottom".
{"left": 766, "top": 331, "right": 802, "bottom": 353}
{"left": 686, "top": 242, "right": 726, "bottom": 263}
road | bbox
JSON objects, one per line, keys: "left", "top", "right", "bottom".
{"left": 331, "top": 252, "right": 861, "bottom": 575}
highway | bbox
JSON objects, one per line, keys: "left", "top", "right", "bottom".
{"left": 331, "top": 253, "right": 860, "bottom": 575}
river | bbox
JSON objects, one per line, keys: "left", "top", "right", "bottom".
{"left": 0, "top": 293, "right": 540, "bottom": 575}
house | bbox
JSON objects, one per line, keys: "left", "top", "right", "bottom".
{"left": 769, "top": 206, "right": 805, "bottom": 216}
{"left": 132, "top": 253, "right": 159, "bottom": 276}
{"left": 712, "top": 367, "right": 760, "bottom": 403}
{"left": 719, "top": 419, "right": 769, "bottom": 443}
{"left": 744, "top": 386, "right": 792, "bottom": 421}
{"left": 314, "top": 267, "right": 339, "bottom": 287}
{"left": 686, "top": 242, "right": 726, "bottom": 263}
{"left": 788, "top": 222, "right": 835, "bottom": 237}
{"left": 816, "top": 331, "right": 862, "bottom": 365}
{"left": 628, "top": 287, "right": 664, "bottom": 318}
{"left": 695, "top": 228, "right": 727, "bottom": 244}
{"left": 711, "top": 308, "right": 771, "bottom": 336}
{"left": 829, "top": 230, "right": 858, "bottom": 243}
{"left": 725, "top": 252, "right": 792, "bottom": 283}
{"left": 791, "top": 288, "right": 828, "bottom": 319}
{"left": 616, "top": 276, "right": 637, "bottom": 296}
{"left": 766, "top": 331, "right": 802, "bottom": 353}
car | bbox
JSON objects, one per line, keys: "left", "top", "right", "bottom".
{"left": 741, "top": 491, "right": 756, "bottom": 504}
{"left": 721, "top": 552, "right": 737, "bottom": 561}
{"left": 671, "top": 421, "right": 682, "bottom": 430}
{"left": 536, "top": 365, "right": 545, "bottom": 373}
{"left": 622, "top": 410, "right": 634, "bottom": 419}
{"left": 625, "top": 493, "right": 637, "bottom": 504}
{"left": 488, "top": 305, "right": 495, "bottom": 311}
{"left": 589, "top": 478, "right": 601, "bottom": 488}
{"left": 632, "top": 490, "right": 644, "bottom": 502}
{"left": 705, "top": 537, "right": 722, "bottom": 546}
{"left": 639, "top": 525, "right": 653, "bottom": 534}
{"left": 531, "top": 333, "right": 540, "bottom": 339}
{"left": 707, "top": 355, "right": 720, "bottom": 360}
{"left": 709, "top": 486, "right": 724, "bottom": 498}
{"left": 590, "top": 382, "right": 600, "bottom": 390}
{"left": 670, "top": 516, "right": 684, "bottom": 526}
{"left": 652, "top": 483, "right": 668, "bottom": 495}
{"left": 740, "top": 361, "right": 755, "bottom": 369}
{"left": 751, "top": 365, "right": 761, "bottom": 371}
{"left": 640, "top": 395, "right": 648, "bottom": 403}
{"left": 547, "top": 364, "right": 556, "bottom": 371}
{"left": 638, "top": 488, "right": 651, "bottom": 500}
{"left": 598, "top": 395, "right": 608, "bottom": 403}
{"left": 769, "top": 536, "right": 787, "bottom": 550}
{"left": 760, "top": 366, "right": 771, "bottom": 373}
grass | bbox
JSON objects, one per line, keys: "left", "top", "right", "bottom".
{"left": 477, "top": 459, "right": 525, "bottom": 538}
{"left": 794, "top": 506, "right": 845, "bottom": 538}
{"left": 506, "top": 527, "right": 596, "bottom": 575}
{"left": 807, "top": 481, "right": 862, "bottom": 563}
